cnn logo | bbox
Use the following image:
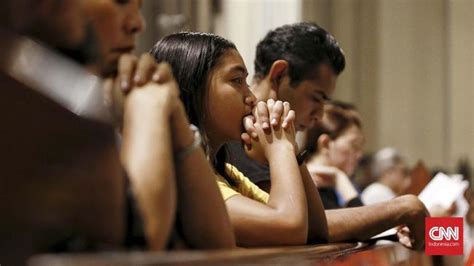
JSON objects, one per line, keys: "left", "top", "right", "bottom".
{"left": 428, "top": 226, "right": 459, "bottom": 241}
{"left": 425, "top": 217, "right": 463, "bottom": 255}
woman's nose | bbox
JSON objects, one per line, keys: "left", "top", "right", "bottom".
{"left": 245, "top": 91, "right": 257, "bottom": 107}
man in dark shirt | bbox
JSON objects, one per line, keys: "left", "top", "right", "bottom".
{"left": 228, "top": 22, "right": 342, "bottom": 192}
{"left": 227, "top": 22, "right": 429, "bottom": 249}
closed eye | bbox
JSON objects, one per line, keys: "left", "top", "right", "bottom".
{"left": 115, "top": 0, "right": 130, "bottom": 5}
{"left": 232, "top": 77, "right": 249, "bottom": 88}
{"left": 232, "top": 77, "right": 244, "bottom": 85}
{"left": 312, "top": 94, "right": 324, "bottom": 103}
{"left": 312, "top": 91, "right": 330, "bottom": 103}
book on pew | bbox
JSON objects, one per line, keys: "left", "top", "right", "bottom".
{"left": 418, "top": 172, "right": 469, "bottom": 210}
{"left": 371, "top": 172, "right": 469, "bottom": 244}
{"left": 370, "top": 228, "right": 399, "bottom": 242}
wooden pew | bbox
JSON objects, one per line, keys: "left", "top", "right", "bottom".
{"left": 29, "top": 242, "right": 432, "bottom": 265}
{"left": 0, "top": 44, "right": 125, "bottom": 264}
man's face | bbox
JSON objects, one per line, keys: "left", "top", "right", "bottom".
{"left": 278, "top": 64, "right": 337, "bottom": 131}
{"left": 388, "top": 162, "right": 411, "bottom": 195}
{"left": 84, "top": 0, "right": 145, "bottom": 76}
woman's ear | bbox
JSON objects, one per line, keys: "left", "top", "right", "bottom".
{"left": 317, "top": 134, "right": 331, "bottom": 153}
{"left": 268, "top": 60, "right": 288, "bottom": 89}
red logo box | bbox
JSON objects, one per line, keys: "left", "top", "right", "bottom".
{"left": 425, "top": 217, "right": 463, "bottom": 255}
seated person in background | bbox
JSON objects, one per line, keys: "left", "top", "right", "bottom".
{"left": 150, "top": 32, "right": 325, "bottom": 246}
{"left": 361, "top": 147, "right": 411, "bottom": 205}
{"left": 353, "top": 153, "right": 375, "bottom": 192}
{"left": 362, "top": 149, "right": 457, "bottom": 218}
{"left": 304, "top": 100, "right": 364, "bottom": 209}
{"left": 225, "top": 22, "right": 429, "bottom": 249}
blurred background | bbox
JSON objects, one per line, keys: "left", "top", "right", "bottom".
{"left": 135, "top": 0, "right": 474, "bottom": 173}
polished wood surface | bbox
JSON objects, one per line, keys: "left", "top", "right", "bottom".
{"left": 0, "top": 73, "right": 125, "bottom": 265}
{"left": 29, "top": 242, "right": 432, "bottom": 266}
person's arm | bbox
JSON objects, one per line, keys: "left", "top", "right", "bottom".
{"left": 243, "top": 106, "right": 328, "bottom": 243}
{"left": 170, "top": 99, "right": 236, "bottom": 249}
{"left": 325, "top": 194, "right": 429, "bottom": 250}
{"left": 226, "top": 100, "right": 308, "bottom": 246}
{"left": 299, "top": 165, "right": 329, "bottom": 243}
{"left": 118, "top": 71, "right": 178, "bottom": 250}
{"left": 309, "top": 165, "right": 359, "bottom": 205}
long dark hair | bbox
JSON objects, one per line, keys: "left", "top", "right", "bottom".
{"left": 149, "top": 32, "right": 236, "bottom": 176}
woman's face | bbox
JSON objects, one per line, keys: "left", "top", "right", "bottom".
{"left": 327, "top": 125, "right": 364, "bottom": 176}
{"left": 204, "top": 49, "right": 256, "bottom": 145}
{"left": 86, "top": 0, "right": 144, "bottom": 74}
{"left": 388, "top": 162, "right": 411, "bottom": 195}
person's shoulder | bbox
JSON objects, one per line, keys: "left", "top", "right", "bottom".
{"left": 363, "top": 182, "right": 384, "bottom": 191}
{"left": 362, "top": 182, "right": 381, "bottom": 196}
{"left": 226, "top": 141, "right": 245, "bottom": 154}
{"left": 361, "top": 182, "right": 395, "bottom": 204}
{"left": 224, "top": 163, "right": 248, "bottom": 182}
{"left": 225, "top": 142, "right": 270, "bottom": 183}
{"left": 226, "top": 142, "right": 256, "bottom": 167}
{"left": 225, "top": 163, "right": 269, "bottom": 203}
{"left": 215, "top": 168, "right": 240, "bottom": 201}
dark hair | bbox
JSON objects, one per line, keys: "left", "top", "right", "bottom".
{"left": 305, "top": 100, "right": 361, "bottom": 155}
{"left": 149, "top": 32, "right": 236, "bottom": 175}
{"left": 254, "top": 22, "right": 345, "bottom": 86}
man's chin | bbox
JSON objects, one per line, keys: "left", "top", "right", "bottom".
{"left": 56, "top": 23, "right": 99, "bottom": 65}
{"left": 100, "top": 58, "right": 119, "bottom": 78}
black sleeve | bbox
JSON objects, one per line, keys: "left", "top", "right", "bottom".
{"left": 318, "top": 188, "right": 342, "bottom": 210}
{"left": 225, "top": 142, "right": 270, "bottom": 184}
{"left": 345, "top": 197, "right": 364, "bottom": 208}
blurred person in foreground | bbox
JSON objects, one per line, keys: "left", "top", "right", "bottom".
{"left": 84, "top": 0, "right": 235, "bottom": 250}
{"left": 0, "top": 1, "right": 125, "bottom": 264}
{"left": 0, "top": 1, "right": 234, "bottom": 264}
